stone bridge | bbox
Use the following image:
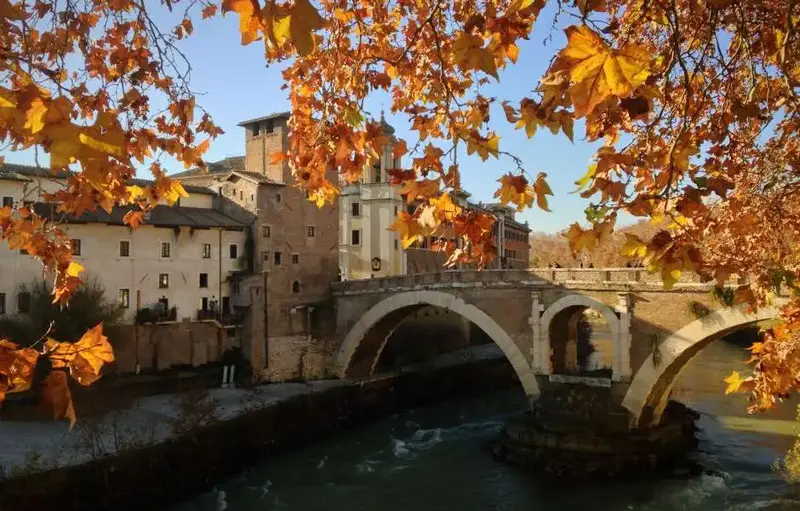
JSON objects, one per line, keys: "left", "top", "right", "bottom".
{"left": 330, "top": 268, "right": 779, "bottom": 429}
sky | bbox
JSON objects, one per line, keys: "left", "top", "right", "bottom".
{"left": 1, "top": 2, "right": 613, "bottom": 234}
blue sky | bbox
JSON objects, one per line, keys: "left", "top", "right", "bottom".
{"left": 2, "top": 2, "right": 612, "bottom": 234}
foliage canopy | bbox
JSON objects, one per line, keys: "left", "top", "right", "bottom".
{"left": 0, "top": 0, "right": 798, "bottom": 431}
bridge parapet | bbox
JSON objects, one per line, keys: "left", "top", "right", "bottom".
{"left": 331, "top": 268, "right": 708, "bottom": 295}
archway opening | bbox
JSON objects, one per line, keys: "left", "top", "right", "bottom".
{"left": 374, "top": 305, "right": 496, "bottom": 373}
{"left": 337, "top": 291, "right": 539, "bottom": 399}
{"left": 549, "top": 305, "right": 614, "bottom": 379}
{"left": 622, "top": 305, "right": 781, "bottom": 428}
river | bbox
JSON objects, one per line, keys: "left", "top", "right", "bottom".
{"left": 174, "top": 339, "right": 800, "bottom": 511}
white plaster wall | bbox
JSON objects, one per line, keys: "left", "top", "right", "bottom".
{"left": 0, "top": 223, "right": 245, "bottom": 323}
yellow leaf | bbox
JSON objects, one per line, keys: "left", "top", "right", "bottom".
{"left": 452, "top": 32, "right": 499, "bottom": 79}
{"left": 290, "top": 0, "right": 324, "bottom": 56}
{"left": 620, "top": 233, "right": 648, "bottom": 258}
{"left": 661, "top": 266, "right": 681, "bottom": 289}
{"left": 25, "top": 98, "right": 48, "bottom": 134}
{"left": 466, "top": 133, "right": 500, "bottom": 161}
{"left": 575, "top": 164, "right": 596, "bottom": 191}
{"left": 565, "top": 222, "right": 598, "bottom": 255}
{"left": 65, "top": 261, "right": 84, "bottom": 278}
{"left": 557, "top": 25, "right": 650, "bottom": 117}
{"left": 724, "top": 371, "right": 747, "bottom": 395}
{"left": 126, "top": 185, "right": 145, "bottom": 201}
{"left": 533, "top": 172, "right": 553, "bottom": 212}
{"left": 70, "top": 324, "right": 114, "bottom": 386}
{"left": 388, "top": 212, "right": 423, "bottom": 249}
{"left": 78, "top": 132, "right": 125, "bottom": 158}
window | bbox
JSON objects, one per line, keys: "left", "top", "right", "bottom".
{"left": 0, "top": 293, "right": 5, "bottom": 315}
{"left": 17, "top": 292, "right": 30, "bottom": 313}
{"left": 352, "top": 202, "right": 361, "bottom": 217}
{"left": 395, "top": 239, "right": 399, "bottom": 250}
{"left": 232, "top": 282, "right": 240, "bottom": 293}
{"left": 239, "top": 191, "right": 243, "bottom": 200}
{"left": 161, "top": 242, "right": 171, "bottom": 258}
{"left": 253, "top": 123, "right": 260, "bottom": 136}
{"left": 274, "top": 251, "right": 282, "bottom": 265}
{"left": 202, "top": 243, "right": 211, "bottom": 258}
{"left": 292, "top": 253, "right": 299, "bottom": 264}
{"left": 276, "top": 193, "right": 282, "bottom": 203}
{"left": 70, "top": 239, "right": 81, "bottom": 256}
{"left": 262, "top": 251, "right": 269, "bottom": 262}
{"left": 351, "top": 229, "right": 361, "bottom": 246}
{"left": 229, "top": 244, "right": 238, "bottom": 259}
{"left": 394, "top": 205, "right": 398, "bottom": 216}
{"left": 266, "top": 119, "right": 274, "bottom": 134}
{"left": 262, "top": 225, "right": 271, "bottom": 238}
{"left": 158, "top": 273, "right": 169, "bottom": 289}
{"left": 250, "top": 194, "right": 254, "bottom": 201}
{"left": 2, "top": 196, "right": 12, "bottom": 208}
{"left": 199, "top": 273, "right": 208, "bottom": 288}
{"left": 292, "top": 281, "right": 300, "bottom": 294}
{"left": 307, "top": 226, "right": 316, "bottom": 237}
{"left": 119, "top": 240, "right": 130, "bottom": 257}
{"left": 118, "top": 289, "right": 130, "bottom": 308}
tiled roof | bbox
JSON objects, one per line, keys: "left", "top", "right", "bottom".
{"left": 228, "top": 170, "right": 283, "bottom": 185}
{"left": 0, "top": 163, "right": 72, "bottom": 182}
{"left": 237, "top": 112, "right": 290, "bottom": 127}
{"left": 170, "top": 156, "right": 245, "bottom": 179}
{"left": 0, "top": 162, "right": 216, "bottom": 195}
{"left": 32, "top": 202, "right": 246, "bottom": 229}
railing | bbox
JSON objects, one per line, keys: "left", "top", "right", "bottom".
{"left": 135, "top": 306, "right": 177, "bottom": 324}
{"left": 331, "top": 268, "right": 715, "bottom": 294}
{"left": 196, "top": 309, "right": 243, "bottom": 326}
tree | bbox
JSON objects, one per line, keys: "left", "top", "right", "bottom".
{"left": 0, "top": 0, "right": 797, "bottom": 435}
{"left": 0, "top": 279, "right": 124, "bottom": 348}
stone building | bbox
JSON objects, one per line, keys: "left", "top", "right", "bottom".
{"left": 174, "top": 112, "right": 340, "bottom": 380}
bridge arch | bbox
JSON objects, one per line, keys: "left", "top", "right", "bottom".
{"left": 622, "top": 305, "right": 779, "bottom": 428}
{"left": 538, "top": 294, "right": 624, "bottom": 377}
{"left": 336, "top": 290, "right": 540, "bottom": 398}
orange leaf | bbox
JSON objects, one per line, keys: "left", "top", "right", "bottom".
{"left": 270, "top": 151, "right": 286, "bottom": 164}
{"left": 201, "top": 4, "right": 218, "bottom": 18}
{"left": 41, "top": 370, "right": 76, "bottom": 429}
{"left": 123, "top": 210, "right": 146, "bottom": 229}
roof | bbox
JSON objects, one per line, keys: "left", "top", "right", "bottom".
{"left": 0, "top": 162, "right": 217, "bottom": 196}
{"left": 170, "top": 156, "right": 245, "bottom": 179}
{"left": 0, "top": 163, "right": 72, "bottom": 182}
{"left": 237, "top": 112, "right": 291, "bottom": 127}
{"left": 32, "top": 202, "right": 246, "bottom": 230}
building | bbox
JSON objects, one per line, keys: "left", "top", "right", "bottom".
{"left": 0, "top": 163, "right": 248, "bottom": 325}
{"left": 173, "top": 112, "right": 340, "bottom": 379}
{"left": 337, "top": 114, "right": 405, "bottom": 280}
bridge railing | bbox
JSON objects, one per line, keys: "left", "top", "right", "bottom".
{"left": 331, "top": 268, "right": 709, "bottom": 294}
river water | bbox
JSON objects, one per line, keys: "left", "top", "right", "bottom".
{"left": 175, "top": 340, "right": 800, "bottom": 511}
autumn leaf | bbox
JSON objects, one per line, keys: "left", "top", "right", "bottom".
{"left": 724, "top": 371, "right": 753, "bottom": 395}
{"left": 533, "top": 173, "right": 553, "bottom": 211}
{"left": 620, "top": 233, "right": 648, "bottom": 258}
{"left": 123, "top": 210, "right": 145, "bottom": 229}
{"left": 289, "top": 0, "right": 324, "bottom": 56}
{"left": 388, "top": 211, "right": 423, "bottom": 249}
{"left": 41, "top": 370, "right": 76, "bottom": 428}
{"left": 222, "top": 0, "right": 263, "bottom": 45}
{"left": 453, "top": 32, "right": 499, "bottom": 79}
{"left": 201, "top": 4, "right": 218, "bottom": 18}
{"left": 466, "top": 133, "right": 500, "bottom": 161}
{"left": 566, "top": 223, "right": 599, "bottom": 255}
{"left": 553, "top": 25, "right": 650, "bottom": 116}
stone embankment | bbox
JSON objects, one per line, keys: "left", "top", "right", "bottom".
{"left": 0, "top": 345, "right": 516, "bottom": 511}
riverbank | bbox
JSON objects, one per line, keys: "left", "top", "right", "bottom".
{"left": 0, "top": 345, "right": 517, "bottom": 511}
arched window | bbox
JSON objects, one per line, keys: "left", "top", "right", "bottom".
{"left": 292, "top": 280, "right": 300, "bottom": 294}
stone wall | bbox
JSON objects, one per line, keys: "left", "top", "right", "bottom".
{"left": 111, "top": 321, "right": 238, "bottom": 374}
